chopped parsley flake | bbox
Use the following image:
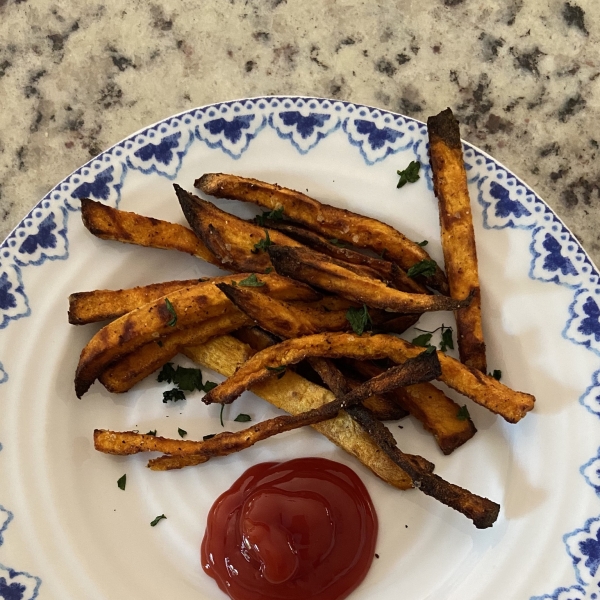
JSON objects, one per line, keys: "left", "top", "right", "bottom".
{"left": 396, "top": 161, "right": 421, "bottom": 188}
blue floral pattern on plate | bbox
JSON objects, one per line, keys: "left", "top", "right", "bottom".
{"left": 0, "top": 96, "right": 599, "bottom": 598}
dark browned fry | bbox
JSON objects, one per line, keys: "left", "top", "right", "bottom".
{"left": 428, "top": 108, "right": 486, "bottom": 372}
{"left": 195, "top": 173, "right": 448, "bottom": 293}
{"left": 347, "top": 359, "right": 477, "bottom": 455}
{"left": 346, "top": 406, "right": 499, "bottom": 528}
{"left": 95, "top": 351, "right": 440, "bottom": 461}
{"left": 74, "top": 273, "right": 319, "bottom": 397}
{"left": 202, "top": 332, "right": 535, "bottom": 423}
{"left": 99, "top": 311, "right": 251, "bottom": 393}
{"left": 291, "top": 354, "right": 496, "bottom": 527}
{"left": 268, "top": 245, "right": 470, "bottom": 314}
{"left": 219, "top": 283, "right": 420, "bottom": 337}
{"left": 68, "top": 279, "right": 205, "bottom": 325}
{"left": 80, "top": 198, "right": 220, "bottom": 266}
{"left": 263, "top": 219, "right": 427, "bottom": 294}
{"left": 174, "top": 184, "right": 302, "bottom": 273}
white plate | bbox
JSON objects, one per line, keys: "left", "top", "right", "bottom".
{"left": 1, "top": 97, "right": 599, "bottom": 600}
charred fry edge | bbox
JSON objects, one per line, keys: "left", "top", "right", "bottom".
{"left": 428, "top": 108, "right": 486, "bottom": 371}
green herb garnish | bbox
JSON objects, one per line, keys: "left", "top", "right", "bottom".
{"left": 234, "top": 413, "right": 252, "bottom": 423}
{"left": 203, "top": 433, "right": 216, "bottom": 441}
{"left": 439, "top": 327, "right": 454, "bottom": 352}
{"left": 255, "top": 206, "right": 284, "bottom": 226}
{"left": 117, "top": 474, "right": 126, "bottom": 490}
{"left": 346, "top": 304, "right": 372, "bottom": 336}
{"left": 150, "top": 514, "right": 166, "bottom": 527}
{"left": 158, "top": 363, "right": 204, "bottom": 392}
{"left": 220, "top": 404, "right": 225, "bottom": 427}
{"left": 178, "top": 428, "right": 187, "bottom": 438}
{"left": 162, "top": 388, "right": 186, "bottom": 403}
{"left": 252, "top": 230, "right": 272, "bottom": 253}
{"left": 238, "top": 273, "right": 266, "bottom": 287}
{"left": 396, "top": 160, "right": 421, "bottom": 188}
{"left": 417, "top": 240, "right": 429, "bottom": 247}
{"left": 406, "top": 259, "right": 437, "bottom": 279}
{"left": 456, "top": 405, "right": 470, "bottom": 420}
{"left": 411, "top": 333, "right": 433, "bottom": 347}
{"left": 265, "top": 266, "right": 273, "bottom": 274}
{"left": 423, "top": 345, "right": 437, "bottom": 355}
{"left": 147, "top": 430, "right": 157, "bottom": 436}
{"left": 165, "top": 298, "right": 177, "bottom": 327}
{"left": 490, "top": 369, "right": 502, "bottom": 381}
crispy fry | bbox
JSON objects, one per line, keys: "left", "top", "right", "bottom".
{"left": 195, "top": 173, "right": 449, "bottom": 293}
{"left": 68, "top": 279, "right": 205, "bottom": 325}
{"left": 80, "top": 198, "right": 220, "bottom": 266}
{"left": 428, "top": 108, "right": 486, "bottom": 371}
{"left": 347, "top": 360, "right": 476, "bottom": 454}
{"left": 345, "top": 406, "right": 499, "bottom": 528}
{"left": 183, "top": 335, "right": 416, "bottom": 489}
{"left": 268, "top": 245, "right": 469, "bottom": 314}
{"left": 263, "top": 219, "right": 428, "bottom": 294}
{"left": 96, "top": 353, "right": 438, "bottom": 472}
{"left": 202, "top": 332, "right": 535, "bottom": 423}
{"left": 175, "top": 184, "right": 302, "bottom": 273}
{"left": 99, "top": 311, "right": 251, "bottom": 393}
{"left": 74, "top": 273, "right": 319, "bottom": 397}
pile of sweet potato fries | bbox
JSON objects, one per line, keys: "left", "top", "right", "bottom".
{"left": 71, "top": 108, "right": 535, "bottom": 529}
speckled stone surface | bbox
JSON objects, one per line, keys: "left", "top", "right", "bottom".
{"left": 0, "top": 0, "right": 598, "bottom": 261}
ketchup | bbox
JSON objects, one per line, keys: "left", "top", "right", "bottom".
{"left": 201, "top": 457, "right": 378, "bottom": 600}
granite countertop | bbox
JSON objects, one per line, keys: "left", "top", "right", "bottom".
{"left": 0, "top": 0, "right": 598, "bottom": 261}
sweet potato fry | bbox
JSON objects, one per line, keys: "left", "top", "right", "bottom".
{"left": 346, "top": 359, "right": 476, "bottom": 454}
{"left": 263, "top": 219, "right": 428, "bottom": 294}
{"left": 183, "top": 335, "right": 416, "bottom": 489}
{"left": 96, "top": 353, "right": 438, "bottom": 459}
{"left": 202, "top": 332, "right": 535, "bottom": 423}
{"left": 428, "top": 108, "right": 486, "bottom": 372}
{"left": 74, "top": 273, "right": 319, "bottom": 397}
{"left": 222, "top": 285, "right": 420, "bottom": 336}
{"left": 268, "top": 245, "right": 469, "bottom": 314}
{"left": 346, "top": 406, "right": 499, "bottom": 529}
{"left": 195, "top": 173, "right": 449, "bottom": 293}
{"left": 80, "top": 198, "right": 220, "bottom": 266}
{"left": 68, "top": 279, "right": 205, "bottom": 325}
{"left": 174, "top": 184, "right": 303, "bottom": 273}
{"left": 99, "top": 311, "right": 251, "bottom": 393}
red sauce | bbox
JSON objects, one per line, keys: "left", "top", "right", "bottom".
{"left": 201, "top": 457, "right": 378, "bottom": 600}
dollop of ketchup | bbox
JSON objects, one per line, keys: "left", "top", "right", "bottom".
{"left": 201, "top": 457, "right": 378, "bottom": 600}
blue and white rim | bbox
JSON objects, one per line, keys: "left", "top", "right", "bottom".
{"left": 0, "top": 96, "right": 598, "bottom": 599}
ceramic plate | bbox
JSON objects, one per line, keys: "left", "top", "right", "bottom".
{"left": 1, "top": 97, "right": 599, "bottom": 600}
